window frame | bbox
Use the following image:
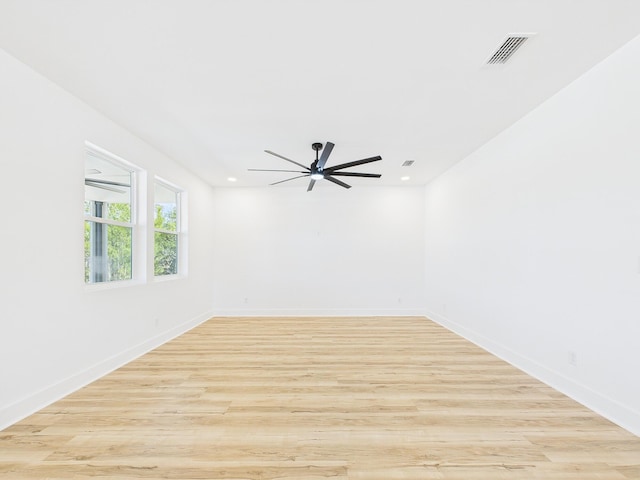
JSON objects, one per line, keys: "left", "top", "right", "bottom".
{"left": 153, "top": 177, "right": 184, "bottom": 279}
{"left": 84, "top": 142, "right": 142, "bottom": 287}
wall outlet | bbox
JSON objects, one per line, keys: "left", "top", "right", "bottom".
{"left": 568, "top": 351, "right": 577, "bottom": 366}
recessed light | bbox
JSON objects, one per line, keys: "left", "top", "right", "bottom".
{"left": 401, "top": 176, "right": 410, "bottom": 181}
{"left": 227, "top": 177, "right": 237, "bottom": 182}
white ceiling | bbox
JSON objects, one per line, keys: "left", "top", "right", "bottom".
{"left": 1, "top": 1, "right": 640, "bottom": 189}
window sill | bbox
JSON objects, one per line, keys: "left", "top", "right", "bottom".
{"left": 153, "top": 274, "right": 186, "bottom": 283}
{"left": 84, "top": 278, "right": 144, "bottom": 292}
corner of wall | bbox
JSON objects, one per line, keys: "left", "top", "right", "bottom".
{"left": 0, "top": 310, "right": 213, "bottom": 431}
{"left": 426, "top": 310, "right": 640, "bottom": 437}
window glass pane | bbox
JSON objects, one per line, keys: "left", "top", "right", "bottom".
{"left": 84, "top": 220, "right": 90, "bottom": 283}
{"left": 85, "top": 153, "right": 131, "bottom": 222}
{"left": 85, "top": 221, "right": 132, "bottom": 283}
{"left": 154, "top": 232, "right": 178, "bottom": 276}
{"left": 154, "top": 183, "right": 177, "bottom": 232}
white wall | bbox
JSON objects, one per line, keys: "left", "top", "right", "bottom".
{"left": 424, "top": 35, "right": 640, "bottom": 435}
{"left": 0, "top": 49, "right": 216, "bottom": 429}
{"left": 212, "top": 186, "right": 425, "bottom": 316}
{"left": 4, "top": 24, "right": 639, "bottom": 437}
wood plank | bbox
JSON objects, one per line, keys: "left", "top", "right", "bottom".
{"left": 1, "top": 316, "right": 639, "bottom": 479}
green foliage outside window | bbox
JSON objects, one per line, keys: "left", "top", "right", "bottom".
{"left": 106, "top": 201, "right": 131, "bottom": 223}
{"left": 85, "top": 202, "right": 133, "bottom": 283}
{"left": 154, "top": 203, "right": 178, "bottom": 276}
{"left": 84, "top": 220, "right": 90, "bottom": 283}
{"left": 106, "top": 223, "right": 132, "bottom": 281}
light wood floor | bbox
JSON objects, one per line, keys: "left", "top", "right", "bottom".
{"left": 2, "top": 317, "right": 640, "bottom": 479}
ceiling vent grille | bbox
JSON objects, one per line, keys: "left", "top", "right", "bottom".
{"left": 486, "top": 35, "right": 532, "bottom": 65}
{"left": 402, "top": 160, "right": 414, "bottom": 167}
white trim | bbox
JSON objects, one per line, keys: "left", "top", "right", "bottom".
{"left": 85, "top": 141, "right": 141, "bottom": 172}
{"left": 155, "top": 228, "right": 178, "bottom": 235}
{"left": 84, "top": 277, "right": 144, "bottom": 291}
{"left": 152, "top": 273, "right": 185, "bottom": 283}
{"left": 425, "top": 308, "right": 640, "bottom": 437}
{"left": 153, "top": 177, "right": 182, "bottom": 232}
{"left": 84, "top": 142, "right": 143, "bottom": 285}
{"left": 0, "top": 310, "right": 214, "bottom": 431}
{"left": 153, "top": 175, "right": 183, "bottom": 193}
{"left": 153, "top": 177, "right": 184, "bottom": 278}
{"left": 84, "top": 216, "right": 133, "bottom": 229}
{"left": 212, "top": 308, "right": 428, "bottom": 317}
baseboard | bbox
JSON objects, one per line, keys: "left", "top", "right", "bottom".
{"left": 426, "top": 309, "right": 640, "bottom": 437}
{"left": 212, "top": 307, "right": 427, "bottom": 317}
{"left": 0, "top": 310, "right": 213, "bottom": 431}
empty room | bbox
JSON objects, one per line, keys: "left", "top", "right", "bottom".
{"left": 1, "top": 1, "right": 640, "bottom": 478}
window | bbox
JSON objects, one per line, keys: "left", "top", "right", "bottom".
{"left": 154, "top": 180, "right": 181, "bottom": 276}
{"left": 84, "top": 147, "right": 136, "bottom": 284}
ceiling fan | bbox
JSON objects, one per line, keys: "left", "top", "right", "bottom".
{"left": 249, "top": 142, "right": 382, "bottom": 191}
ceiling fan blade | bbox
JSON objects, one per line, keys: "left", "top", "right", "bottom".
{"left": 84, "top": 178, "right": 130, "bottom": 187}
{"left": 307, "top": 179, "right": 316, "bottom": 191}
{"left": 264, "top": 150, "right": 310, "bottom": 170}
{"left": 324, "top": 175, "right": 351, "bottom": 189}
{"left": 269, "top": 174, "right": 310, "bottom": 186}
{"left": 85, "top": 180, "right": 126, "bottom": 194}
{"left": 324, "top": 155, "right": 382, "bottom": 173}
{"left": 329, "top": 171, "right": 381, "bottom": 178}
{"left": 316, "top": 141, "right": 334, "bottom": 170}
{"left": 248, "top": 168, "right": 307, "bottom": 173}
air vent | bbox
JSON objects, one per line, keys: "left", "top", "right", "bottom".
{"left": 486, "top": 34, "right": 533, "bottom": 65}
{"left": 402, "top": 160, "right": 414, "bottom": 167}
